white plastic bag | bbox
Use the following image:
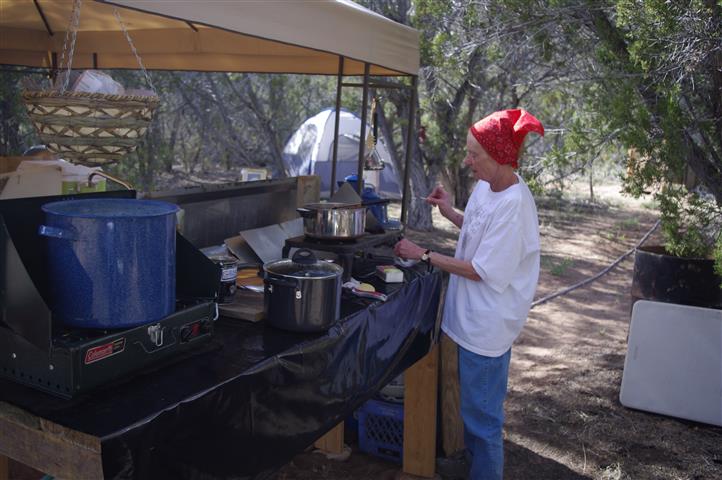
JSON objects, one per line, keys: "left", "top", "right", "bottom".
{"left": 71, "top": 70, "right": 125, "bottom": 95}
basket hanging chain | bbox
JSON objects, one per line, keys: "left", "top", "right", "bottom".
{"left": 58, "top": 0, "right": 82, "bottom": 92}
{"left": 113, "top": 8, "right": 157, "bottom": 93}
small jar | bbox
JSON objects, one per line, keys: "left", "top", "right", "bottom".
{"left": 210, "top": 255, "right": 238, "bottom": 303}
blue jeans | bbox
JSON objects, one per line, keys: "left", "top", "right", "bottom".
{"left": 458, "top": 346, "right": 511, "bottom": 480}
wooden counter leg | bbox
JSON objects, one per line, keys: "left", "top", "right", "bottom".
{"left": 402, "top": 344, "right": 439, "bottom": 478}
{"left": 314, "top": 422, "right": 345, "bottom": 455}
{"left": 0, "top": 453, "right": 8, "bottom": 480}
{"left": 440, "top": 333, "right": 464, "bottom": 456}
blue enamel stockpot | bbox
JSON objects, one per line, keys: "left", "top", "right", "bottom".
{"left": 39, "top": 198, "right": 179, "bottom": 329}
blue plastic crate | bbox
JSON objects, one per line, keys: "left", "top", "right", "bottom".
{"left": 357, "top": 398, "right": 404, "bottom": 463}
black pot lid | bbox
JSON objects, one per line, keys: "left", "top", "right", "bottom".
{"left": 264, "top": 250, "right": 342, "bottom": 279}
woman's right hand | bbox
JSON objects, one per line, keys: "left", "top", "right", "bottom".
{"left": 426, "top": 185, "right": 451, "bottom": 211}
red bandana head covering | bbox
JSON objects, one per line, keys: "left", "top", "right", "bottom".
{"left": 469, "top": 109, "right": 544, "bottom": 169}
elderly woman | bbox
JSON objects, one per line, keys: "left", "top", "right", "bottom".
{"left": 394, "top": 109, "right": 544, "bottom": 480}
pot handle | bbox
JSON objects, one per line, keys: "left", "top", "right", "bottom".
{"left": 38, "top": 225, "right": 77, "bottom": 241}
{"left": 292, "top": 248, "right": 317, "bottom": 265}
{"left": 296, "top": 207, "right": 314, "bottom": 218}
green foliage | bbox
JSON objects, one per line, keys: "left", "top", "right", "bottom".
{"left": 579, "top": 0, "right": 722, "bottom": 271}
{"left": 713, "top": 237, "right": 722, "bottom": 284}
{"left": 619, "top": 217, "right": 639, "bottom": 230}
{"left": 658, "top": 187, "right": 721, "bottom": 258}
{"left": 0, "top": 69, "right": 41, "bottom": 155}
{"left": 541, "top": 255, "right": 575, "bottom": 277}
{"left": 550, "top": 258, "right": 574, "bottom": 277}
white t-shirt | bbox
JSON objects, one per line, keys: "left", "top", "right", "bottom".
{"left": 441, "top": 175, "right": 540, "bottom": 357}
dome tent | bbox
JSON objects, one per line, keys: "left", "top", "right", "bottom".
{"left": 283, "top": 109, "right": 402, "bottom": 199}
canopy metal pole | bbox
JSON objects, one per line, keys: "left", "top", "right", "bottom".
{"left": 330, "top": 56, "right": 345, "bottom": 197}
{"left": 401, "top": 76, "right": 417, "bottom": 225}
{"left": 356, "top": 62, "right": 371, "bottom": 195}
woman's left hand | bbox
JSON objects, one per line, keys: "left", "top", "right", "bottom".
{"left": 394, "top": 238, "right": 425, "bottom": 260}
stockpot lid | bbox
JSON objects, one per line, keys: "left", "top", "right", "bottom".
{"left": 263, "top": 249, "right": 342, "bottom": 279}
{"left": 42, "top": 198, "right": 179, "bottom": 218}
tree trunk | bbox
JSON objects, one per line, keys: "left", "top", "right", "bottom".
{"left": 403, "top": 94, "right": 434, "bottom": 231}
{"left": 378, "top": 89, "right": 434, "bottom": 230}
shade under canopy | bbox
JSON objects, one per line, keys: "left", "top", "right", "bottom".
{"left": 0, "top": 0, "right": 419, "bottom": 76}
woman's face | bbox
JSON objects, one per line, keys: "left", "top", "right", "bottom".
{"left": 463, "top": 131, "right": 498, "bottom": 181}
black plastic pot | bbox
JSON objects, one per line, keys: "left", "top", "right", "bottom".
{"left": 631, "top": 245, "right": 722, "bottom": 309}
{"left": 263, "top": 249, "right": 343, "bottom": 332}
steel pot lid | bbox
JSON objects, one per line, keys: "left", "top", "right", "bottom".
{"left": 264, "top": 249, "right": 342, "bottom": 279}
{"left": 302, "top": 202, "right": 362, "bottom": 210}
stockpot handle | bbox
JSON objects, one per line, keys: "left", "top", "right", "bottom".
{"left": 296, "top": 207, "right": 314, "bottom": 218}
{"left": 38, "top": 225, "right": 77, "bottom": 241}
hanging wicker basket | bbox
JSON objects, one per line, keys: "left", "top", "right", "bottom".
{"left": 21, "top": 0, "right": 160, "bottom": 167}
{"left": 22, "top": 90, "right": 160, "bottom": 166}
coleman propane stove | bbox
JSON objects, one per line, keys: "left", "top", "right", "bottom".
{"left": 0, "top": 192, "right": 221, "bottom": 398}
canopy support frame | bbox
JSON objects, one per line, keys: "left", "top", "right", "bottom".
{"left": 331, "top": 66, "right": 418, "bottom": 221}
{"left": 356, "top": 63, "right": 371, "bottom": 195}
{"left": 400, "top": 75, "right": 417, "bottom": 225}
{"left": 33, "top": 0, "right": 54, "bottom": 37}
{"left": 330, "top": 56, "right": 345, "bottom": 197}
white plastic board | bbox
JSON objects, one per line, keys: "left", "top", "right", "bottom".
{"left": 620, "top": 300, "right": 722, "bottom": 426}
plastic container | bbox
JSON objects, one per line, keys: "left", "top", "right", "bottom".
{"left": 341, "top": 175, "right": 388, "bottom": 223}
{"left": 357, "top": 398, "right": 404, "bottom": 463}
{"left": 0, "top": 159, "right": 106, "bottom": 199}
{"left": 378, "top": 373, "right": 404, "bottom": 402}
{"left": 209, "top": 255, "right": 238, "bottom": 303}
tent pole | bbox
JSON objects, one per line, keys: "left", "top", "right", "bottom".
{"left": 401, "top": 76, "right": 417, "bottom": 225}
{"left": 330, "top": 56, "right": 345, "bottom": 197}
{"left": 356, "top": 63, "right": 371, "bottom": 195}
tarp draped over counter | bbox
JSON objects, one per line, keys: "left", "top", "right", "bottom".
{"left": 0, "top": 0, "right": 419, "bottom": 76}
{"left": 0, "top": 268, "right": 441, "bottom": 479}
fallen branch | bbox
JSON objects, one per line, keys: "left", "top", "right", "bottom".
{"left": 531, "top": 219, "right": 661, "bottom": 309}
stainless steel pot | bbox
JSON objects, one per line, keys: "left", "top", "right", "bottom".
{"left": 297, "top": 202, "right": 365, "bottom": 240}
{"left": 263, "top": 249, "right": 343, "bottom": 332}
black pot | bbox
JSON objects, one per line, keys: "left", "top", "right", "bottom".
{"left": 631, "top": 245, "right": 722, "bottom": 309}
{"left": 263, "top": 249, "right": 343, "bottom": 332}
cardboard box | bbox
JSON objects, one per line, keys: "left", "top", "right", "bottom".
{"left": 0, "top": 156, "right": 24, "bottom": 174}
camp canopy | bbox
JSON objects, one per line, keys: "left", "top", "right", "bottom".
{"left": 0, "top": 0, "right": 419, "bottom": 76}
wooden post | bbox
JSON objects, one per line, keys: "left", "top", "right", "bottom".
{"left": 0, "top": 453, "right": 9, "bottom": 480}
{"left": 313, "top": 422, "right": 345, "bottom": 455}
{"left": 440, "top": 333, "right": 464, "bottom": 456}
{"left": 402, "top": 344, "right": 439, "bottom": 478}
{"left": 0, "top": 401, "right": 103, "bottom": 480}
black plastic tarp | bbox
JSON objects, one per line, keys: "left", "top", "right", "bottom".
{"left": 0, "top": 269, "right": 441, "bottom": 479}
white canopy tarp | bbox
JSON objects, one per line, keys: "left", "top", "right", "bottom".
{"left": 0, "top": 0, "right": 419, "bottom": 76}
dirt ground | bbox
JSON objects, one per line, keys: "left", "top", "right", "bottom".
{"left": 274, "top": 184, "right": 722, "bottom": 480}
